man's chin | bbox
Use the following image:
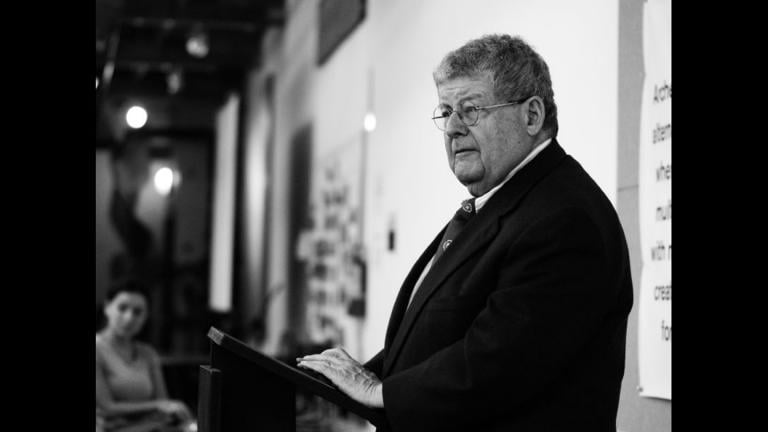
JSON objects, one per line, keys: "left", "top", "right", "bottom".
{"left": 453, "top": 167, "right": 482, "bottom": 184}
{"left": 456, "top": 177, "right": 487, "bottom": 197}
{"left": 465, "top": 183, "right": 490, "bottom": 197}
{"left": 455, "top": 170, "right": 495, "bottom": 195}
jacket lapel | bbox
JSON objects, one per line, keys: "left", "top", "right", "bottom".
{"left": 382, "top": 229, "right": 445, "bottom": 352}
{"left": 382, "top": 140, "right": 568, "bottom": 377}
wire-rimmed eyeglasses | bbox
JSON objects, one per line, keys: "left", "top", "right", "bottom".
{"left": 431, "top": 97, "right": 530, "bottom": 131}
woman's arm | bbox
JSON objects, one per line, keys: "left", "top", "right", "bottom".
{"left": 146, "top": 344, "right": 193, "bottom": 421}
{"left": 146, "top": 345, "right": 168, "bottom": 399}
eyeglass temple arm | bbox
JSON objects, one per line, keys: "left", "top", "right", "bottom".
{"left": 432, "top": 98, "right": 529, "bottom": 119}
{"left": 477, "top": 100, "right": 526, "bottom": 111}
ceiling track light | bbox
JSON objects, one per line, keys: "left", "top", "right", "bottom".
{"left": 186, "top": 27, "right": 210, "bottom": 58}
{"left": 167, "top": 69, "right": 183, "bottom": 95}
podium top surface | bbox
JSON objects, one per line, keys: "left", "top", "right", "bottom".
{"left": 206, "top": 326, "right": 388, "bottom": 428}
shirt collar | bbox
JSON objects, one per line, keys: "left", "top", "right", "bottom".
{"left": 474, "top": 138, "right": 552, "bottom": 213}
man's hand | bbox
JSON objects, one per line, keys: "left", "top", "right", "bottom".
{"left": 297, "top": 347, "right": 384, "bottom": 408}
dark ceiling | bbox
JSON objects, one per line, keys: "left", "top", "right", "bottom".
{"left": 96, "top": 0, "right": 285, "bottom": 145}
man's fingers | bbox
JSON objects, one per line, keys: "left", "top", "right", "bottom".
{"left": 300, "top": 355, "right": 339, "bottom": 369}
{"left": 298, "top": 359, "right": 343, "bottom": 386}
{"left": 299, "top": 353, "right": 328, "bottom": 362}
{"left": 297, "top": 348, "right": 364, "bottom": 386}
{"left": 298, "top": 355, "right": 356, "bottom": 377}
{"left": 303, "top": 352, "right": 349, "bottom": 369}
{"left": 298, "top": 357, "right": 332, "bottom": 368}
{"left": 297, "top": 359, "right": 329, "bottom": 375}
{"left": 322, "top": 347, "right": 351, "bottom": 360}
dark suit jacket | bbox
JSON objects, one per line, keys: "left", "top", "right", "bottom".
{"left": 364, "top": 140, "right": 633, "bottom": 432}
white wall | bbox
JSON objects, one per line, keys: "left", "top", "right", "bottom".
{"left": 247, "top": 0, "right": 619, "bottom": 363}
{"left": 263, "top": 1, "right": 320, "bottom": 355}
{"left": 363, "top": 0, "right": 618, "bottom": 362}
{"left": 236, "top": 28, "right": 283, "bottom": 352}
{"left": 209, "top": 94, "right": 240, "bottom": 312}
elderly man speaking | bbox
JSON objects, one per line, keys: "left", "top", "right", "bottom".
{"left": 298, "top": 34, "right": 633, "bottom": 432}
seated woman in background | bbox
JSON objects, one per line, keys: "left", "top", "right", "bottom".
{"left": 96, "top": 279, "right": 195, "bottom": 432}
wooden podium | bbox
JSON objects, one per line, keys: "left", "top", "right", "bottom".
{"left": 197, "top": 326, "right": 389, "bottom": 432}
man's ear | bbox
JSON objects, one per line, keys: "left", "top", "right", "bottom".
{"left": 524, "top": 96, "right": 546, "bottom": 136}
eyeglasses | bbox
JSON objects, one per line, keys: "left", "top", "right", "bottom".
{"left": 431, "top": 97, "right": 530, "bottom": 131}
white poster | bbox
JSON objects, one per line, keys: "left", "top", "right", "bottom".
{"left": 638, "top": 0, "right": 671, "bottom": 400}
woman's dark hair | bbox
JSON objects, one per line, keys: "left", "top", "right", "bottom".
{"left": 105, "top": 278, "right": 151, "bottom": 303}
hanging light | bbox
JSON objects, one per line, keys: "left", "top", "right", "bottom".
{"left": 186, "top": 28, "right": 209, "bottom": 58}
{"left": 363, "top": 112, "right": 377, "bottom": 132}
{"left": 126, "top": 105, "right": 148, "bottom": 129}
{"left": 154, "top": 166, "right": 175, "bottom": 195}
{"left": 167, "top": 69, "right": 183, "bottom": 94}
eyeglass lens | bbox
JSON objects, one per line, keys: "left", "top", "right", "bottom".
{"left": 432, "top": 106, "right": 478, "bottom": 131}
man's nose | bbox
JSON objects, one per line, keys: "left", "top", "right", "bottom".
{"left": 444, "top": 111, "right": 468, "bottom": 139}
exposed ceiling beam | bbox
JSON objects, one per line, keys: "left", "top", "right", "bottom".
{"left": 122, "top": 16, "right": 273, "bottom": 33}
{"left": 113, "top": 57, "right": 232, "bottom": 72}
{"left": 120, "top": 1, "right": 285, "bottom": 27}
{"left": 106, "top": 80, "right": 236, "bottom": 102}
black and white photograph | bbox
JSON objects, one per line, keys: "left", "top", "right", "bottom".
{"left": 95, "top": 1, "right": 672, "bottom": 431}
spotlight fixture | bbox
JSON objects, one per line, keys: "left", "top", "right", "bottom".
{"left": 126, "top": 105, "right": 148, "bottom": 129}
{"left": 154, "top": 166, "right": 175, "bottom": 195}
{"left": 186, "top": 29, "right": 209, "bottom": 58}
{"left": 167, "top": 69, "right": 183, "bottom": 94}
{"left": 364, "top": 112, "right": 377, "bottom": 132}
